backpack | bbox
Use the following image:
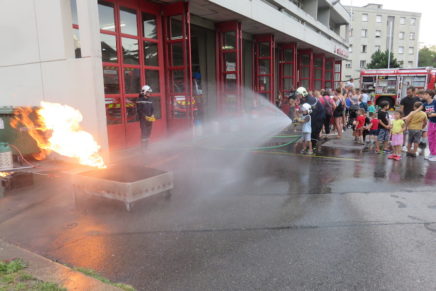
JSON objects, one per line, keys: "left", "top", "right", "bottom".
{"left": 322, "top": 96, "right": 333, "bottom": 116}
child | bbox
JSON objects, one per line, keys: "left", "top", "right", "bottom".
{"left": 353, "top": 108, "right": 366, "bottom": 144}
{"left": 375, "top": 101, "right": 391, "bottom": 153}
{"left": 367, "top": 101, "right": 376, "bottom": 114}
{"left": 405, "top": 102, "right": 427, "bottom": 157}
{"left": 422, "top": 90, "right": 436, "bottom": 161}
{"left": 388, "top": 111, "right": 406, "bottom": 160}
{"left": 299, "top": 103, "right": 313, "bottom": 155}
{"left": 362, "top": 112, "right": 371, "bottom": 147}
{"left": 366, "top": 112, "right": 379, "bottom": 151}
{"left": 288, "top": 94, "right": 297, "bottom": 121}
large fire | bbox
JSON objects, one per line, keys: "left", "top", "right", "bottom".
{"left": 11, "top": 102, "right": 106, "bottom": 168}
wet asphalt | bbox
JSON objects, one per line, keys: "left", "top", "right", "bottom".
{"left": 0, "top": 137, "right": 435, "bottom": 290}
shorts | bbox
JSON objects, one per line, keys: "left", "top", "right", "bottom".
{"left": 301, "top": 132, "right": 311, "bottom": 142}
{"left": 377, "top": 128, "right": 390, "bottom": 142}
{"left": 391, "top": 133, "right": 403, "bottom": 146}
{"left": 408, "top": 129, "right": 422, "bottom": 144}
{"left": 369, "top": 129, "right": 379, "bottom": 136}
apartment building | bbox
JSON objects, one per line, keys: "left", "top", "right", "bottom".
{"left": 343, "top": 3, "right": 420, "bottom": 84}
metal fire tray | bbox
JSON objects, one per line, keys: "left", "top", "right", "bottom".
{"left": 72, "top": 166, "right": 173, "bottom": 211}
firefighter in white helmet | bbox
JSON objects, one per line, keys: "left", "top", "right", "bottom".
{"left": 295, "top": 87, "right": 325, "bottom": 149}
{"left": 137, "top": 85, "right": 155, "bottom": 144}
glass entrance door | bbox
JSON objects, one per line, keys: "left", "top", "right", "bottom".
{"left": 253, "top": 35, "right": 275, "bottom": 103}
{"left": 216, "top": 21, "right": 243, "bottom": 114}
{"left": 298, "top": 49, "right": 313, "bottom": 90}
{"left": 313, "top": 54, "right": 325, "bottom": 91}
{"left": 278, "top": 43, "right": 297, "bottom": 96}
{"left": 99, "top": 0, "right": 166, "bottom": 150}
{"left": 324, "top": 58, "right": 334, "bottom": 89}
{"left": 162, "top": 2, "right": 194, "bottom": 133}
{"left": 334, "top": 60, "right": 342, "bottom": 89}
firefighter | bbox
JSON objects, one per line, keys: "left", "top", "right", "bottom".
{"left": 137, "top": 85, "right": 155, "bottom": 145}
{"left": 296, "top": 87, "right": 325, "bottom": 150}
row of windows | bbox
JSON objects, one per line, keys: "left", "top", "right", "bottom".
{"left": 361, "top": 13, "right": 416, "bottom": 25}
{"left": 345, "top": 60, "right": 414, "bottom": 69}
{"left": 349, "top": 44, "right": 415, "bottom": 55}
{"left": 358, "top": 29, "right": 415, "bottom": 40}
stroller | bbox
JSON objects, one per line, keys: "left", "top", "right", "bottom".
{"left": 347, "top": 104, "right": 360, "bottom": 129}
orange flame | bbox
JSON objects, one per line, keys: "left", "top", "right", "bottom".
{"left": 11, "top": 102, "right": 106, "bottom": 169}
{"left": 0, "top": 172, "right": 13, "bottom": 178}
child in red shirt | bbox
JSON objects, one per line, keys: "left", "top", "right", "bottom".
{"left": 366, "top": 112, "right": 379, "bottom": 151}
{"left": 354, "top": 108, "right": 366, "bottom": 144}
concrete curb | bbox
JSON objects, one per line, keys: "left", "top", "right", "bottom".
{"left": 0, "top": 239, "right": 122, "bottom": 291}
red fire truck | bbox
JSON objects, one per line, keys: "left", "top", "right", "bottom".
{"left": 360, "top": 67, "right": 436, "bottom": 107}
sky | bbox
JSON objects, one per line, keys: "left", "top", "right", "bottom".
{"left": 340, "top": 0, "right": 436, "bottom": 47}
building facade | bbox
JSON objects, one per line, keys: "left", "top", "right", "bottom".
{"left": 0, "top": 0, "right": 350, "bottom": 153}
{"left": 343, "top": 3, "right": 421, "bottom": 84}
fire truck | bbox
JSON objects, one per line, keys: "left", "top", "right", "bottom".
{"left": 360, "top": 67, "right": 436, "bottom": 107}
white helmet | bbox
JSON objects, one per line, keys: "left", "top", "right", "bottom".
{"left": 141, "top": 85, "right": 152, "bottom": 93}
{"left": 296, "top": 87, "right": 308, "bottom": 97}
{"left": 301, "top": 103, "right": 312, "bottom": 113}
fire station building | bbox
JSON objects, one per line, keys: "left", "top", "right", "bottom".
{"left": 0, "top": 0, "right": 350, "bottom": 152}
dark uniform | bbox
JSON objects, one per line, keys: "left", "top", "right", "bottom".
{"left": 136, "top": 94, "right": 154, "bottom": 140}
{"left": 303, "top": 94, "right": 325, "bottom": 148}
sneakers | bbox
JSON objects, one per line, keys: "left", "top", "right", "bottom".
{"left": 402, "top": 146, "right": 408, "bottom": 152}
{"left": 306, "top": 151, "right": 314, "bottom": 155}
{"left": 388, "top": 154, "right": 402, "bottom": 160}
{"left": 424, "top": 155, "right": 433, "bottom": 160}
{"left": 428, "top": 156, "right": 436, "bottom": 162}
{"left": 394, "top": 155, "right": 402, "bottom": 161}
{"left": 406, "top": 152, "right": 416, "bottom": 158}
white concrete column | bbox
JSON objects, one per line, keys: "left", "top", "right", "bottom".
{"left": 75, "top": 0, "right": 109, "bottom": 156}
{"left": 302, "top": 0, "right": 318, "bottom": 19}
{"left": 76, "top": 0, "right": 102, "bottom": 57}
{"left": 317, "top": 7, "right": 330, "bottom": 27}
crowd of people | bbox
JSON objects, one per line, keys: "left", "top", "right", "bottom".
{"left": 285, "top": 83, "right": 436, "bottom": 162}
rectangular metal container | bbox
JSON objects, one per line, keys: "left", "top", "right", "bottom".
{"left": 71, "top": 166, "right": 173, "bottom": 211}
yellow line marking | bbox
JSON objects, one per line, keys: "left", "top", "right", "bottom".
{"left": 253, "top": 151, "right": 361, "bottom": 162}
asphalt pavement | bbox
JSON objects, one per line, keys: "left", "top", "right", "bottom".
{"left": 0, "top": 133, "right": 435, "bottom": 290}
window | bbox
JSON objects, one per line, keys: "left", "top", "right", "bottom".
{"left": 376, "top": 15, "right": 382, "bottom": 23}
{"left": 409, "top": 32, "right": 415, "bottom": 40}
{"left": 398, "top": 46, "right": 404, "bottom": 54}
{"left": 360, "top": 60, "right": 366, "bottom": 68}
{"left": 362, "top": 13, "right": 368, "bottom": 22}
{"left": 345, "top": 62, "right": 352, "bottom": 69}
{"left": 375, "top": 30, "right": 381, "bottom": 38}
{"left": 400, "top": 17, "right": 406, "bottom": 25}
{"left": 375, "top": 45, "right": 381, "bottom": 51}
{"left": 348, "top": 45, "right": 352, "bottom": 53}
{"left": 409, "top": 47, "right": 414, "bottom": 54}
{"left": 408, "top": 61, "right": 414, "bottom": 67}
{"left": 410, "top": 18, "right": 416, "bottom": 25}
{"left": 361, "top": 45, "right": 367, "bottom": 53}
{"left": 361, "top": 29, "right": 367, "bottom": 38}
{"left": 70, "top": 0, "right": 81, "bottom": 58}
{"left": 399, "top": 32, "right": 404, "bottom": 40}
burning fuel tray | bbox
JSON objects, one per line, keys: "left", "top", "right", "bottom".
{"left": 72, "top": 166, "right": 173, "bottom": 211}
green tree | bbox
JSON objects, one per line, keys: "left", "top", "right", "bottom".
{"left": 418, "top": 46, "right": 436, "bottom": 67}
{"left": 366, "top": 50, "right": 400, "bottom": 69}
